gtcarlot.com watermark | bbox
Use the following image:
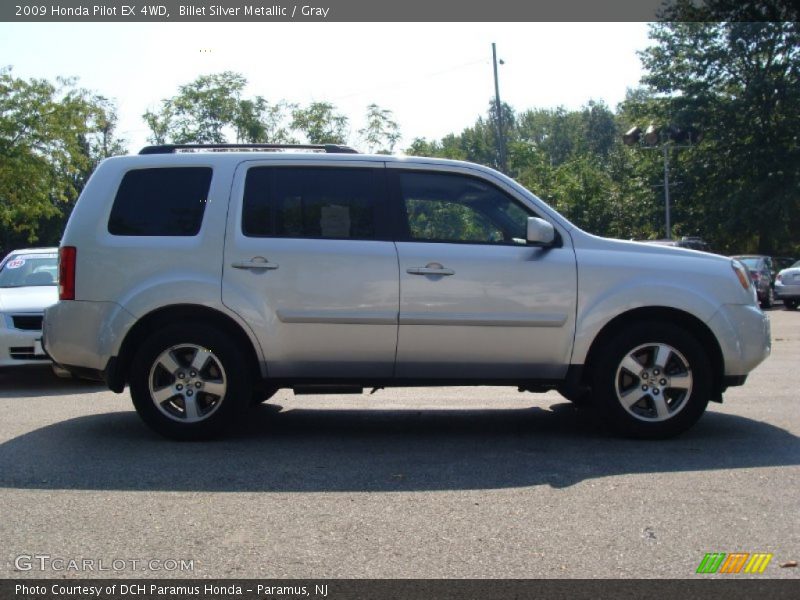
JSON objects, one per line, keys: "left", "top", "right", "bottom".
{"left": 14, "top": 554, "right": 194, "bottom": 573}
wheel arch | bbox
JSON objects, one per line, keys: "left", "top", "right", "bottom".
{"left": 107, "top": 304, "right": 263, "bottom": 393}
{"left": 581, "top": 307, "right": 725, "bottom": 400}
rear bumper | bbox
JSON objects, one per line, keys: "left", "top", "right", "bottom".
{"left": 774, "top": 282, "right": 800, "bottom": 300}
{"left": 43, "top": 300, "right": 135, "bottom": 374}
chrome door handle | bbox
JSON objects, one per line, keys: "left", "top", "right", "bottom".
{"left": 407, "top": 266, "right": 455, "bottom": 276}
{"left": 232, "top": 257, "right": 279, "bottom": 270}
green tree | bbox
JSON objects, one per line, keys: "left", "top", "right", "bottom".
{"left": 144, "top": 72, "right": 307, "bottom": 146}
{"left": 407, "top": 99, "right": 636, "bottom": 238}
{"left": 0, "top": 69, "right": 122, "bottom": 249}
{"left": 144, "top": 71, "right": 246, "bottom": 144}
{"left": 233, "top": 98, "right": 297, "bottom": 144}
{"left": 291, "top": 102, "right": 349, "bottom": 145}
{"left": 635, "top": 3, "right": 800, "bottom": 253}
{"left": 358, "top": 104, "right": 401, "bottom": 154}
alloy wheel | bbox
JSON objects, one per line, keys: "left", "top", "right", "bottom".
{"left": 147, "top": 343, "right": 227, "bottom": 423}
{"left": 614, "top": 342, "right": 693, "bottom": 423}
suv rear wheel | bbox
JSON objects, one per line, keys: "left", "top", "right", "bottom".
{"left": 591, "top": 322, "right": 711, "bottom": 439}
{"left": 130, "top": 324, "right": 250, "bottom": 440}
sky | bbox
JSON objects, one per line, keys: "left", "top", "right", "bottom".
{"left": 0, "top": 22, "right": 652, "bottom": 152}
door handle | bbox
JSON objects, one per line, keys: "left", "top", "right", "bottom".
{"left": 232, "top": 257, "right": 279, "bottom": 270}
{"left": 407, "top": 265, "right": 455, "bottom": 276}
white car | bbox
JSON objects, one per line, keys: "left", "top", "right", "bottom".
{"left": 0, "top": 248, "right": 59, "bottom": 368}
{"left": 43, "top": 144, "right": 770, "bottom": 440}
{"left": 774, "top": 260, "right": 800, "bottom": 310}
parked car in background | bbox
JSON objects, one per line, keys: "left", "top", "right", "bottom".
{"left": 732, "top": 255, "right": 774, "bottom": 308}
{"left": 774, "top": 260, "right": 800, "bottom": 310}
{"left": 0, "top": 248, "right": 59, "bottom": 368}
{"left": 771, "top": 256, "right": 796, "bottom": 277}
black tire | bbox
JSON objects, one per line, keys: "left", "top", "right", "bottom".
{"left": 760, "top": 287, "right": 774, "bottom": 309}
{"left": 251, "top": 387, "right": 279, "bottom": 405}
{"left": 784, "top": 299, "right": 799, "bottom": 311}
{"left": 590, "top": 322, "right": 711, "bottom": 439}
{"left": 130, "top": 323, "right": 251, "bottom": 440}
{"left": 558, "top": 388, "right": 593, "bottom": 408}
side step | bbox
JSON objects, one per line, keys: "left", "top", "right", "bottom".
{"left": 293, "top": 385, "right": 364, "bottom": 395}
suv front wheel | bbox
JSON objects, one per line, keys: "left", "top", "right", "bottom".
{"left": 591, "top": 322, "right": 711, "bottom": 439}
{"left": 129, "top": 324, "right": 250, "bottom": 440}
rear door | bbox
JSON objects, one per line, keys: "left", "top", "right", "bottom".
{"left": 222, "top": 159, "right": 399, "bottom": 378}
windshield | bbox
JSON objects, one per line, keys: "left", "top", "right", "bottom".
{"left": 0, "top": 253, "right": 59, "bottom": 287}
{"left": 738, "top": 257, "right": 760, "bottom": 269}
{"left": 792, "top": 261, "right": 800, "bottom": 269}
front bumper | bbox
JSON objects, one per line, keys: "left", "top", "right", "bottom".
{"left": 0, "top": 313, "right": 49, "bottom": 367}
{"left": 707, "top": 303, "right": 771, "bottom": 377}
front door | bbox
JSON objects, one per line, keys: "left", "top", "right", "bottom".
{"left": 391, "top": 168, "right": 577, "bottom": 380}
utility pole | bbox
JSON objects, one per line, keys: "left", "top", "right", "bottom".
{"left": 492, "top": 43, "right": 506, "bottom": 173}
{"left": 623, "top": 125, "right": 699, "bottom": 240}
{"left": 663, "top": 143, "right": 671, "bottom": 239}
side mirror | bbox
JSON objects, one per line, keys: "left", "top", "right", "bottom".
{"left": 526, "top": 217, "right": 556, "bottom": 246}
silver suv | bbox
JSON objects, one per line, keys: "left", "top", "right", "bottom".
{"left": 43, "top": 144, "right": 770, "bottom": 440}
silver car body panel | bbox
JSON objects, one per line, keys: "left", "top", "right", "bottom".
{"left": 44, "top": 156, "right": 266, "bottom": 373}
{"left": 222, "top": 158, "right": 398, "bottom": 378}
{"left": 43, "top": 300, "right": 135, "bottom": 371}
{"left": 387, "top": 160, "right": 577, "bottom": 379}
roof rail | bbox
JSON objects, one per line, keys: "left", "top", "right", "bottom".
{"left": 139, "top": 143, "right": 359, "bottom": 155}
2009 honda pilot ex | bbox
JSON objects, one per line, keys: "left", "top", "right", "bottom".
{"left": 43, "top": 144, "right": 770, "bottom": 440}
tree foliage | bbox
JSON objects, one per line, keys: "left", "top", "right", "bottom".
{"left": 406, "top": 5, "right": 800, "bottom": 254}
{"left": 142, "top": 73, "right": 403, "bottom": 152}
{"left": 0, "top": 68, "right": 124, "bottom": 250}
{"left": 406, "top": 99, "right": 652, "bottom": 239}
{"left": 634, "top": 3, "right": 800, "bottom": 253}
{"left": 358, "top": 104, "right": 401, "bottom": 154}
{"left": 290, "top": 101, "right": 349, "bottom": 145}
{"left": 5, "top": 10, "right": 800, "bottom": 257}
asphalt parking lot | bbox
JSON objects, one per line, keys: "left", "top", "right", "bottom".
{"left": 1, "top": 310, "right": 798, "bottom": 579}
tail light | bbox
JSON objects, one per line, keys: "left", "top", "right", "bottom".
{"left": 59, "top": 246, "right": 76, "bottom": 300}
{"left": 731, "top": 260, "right": 752, "bottom": 292}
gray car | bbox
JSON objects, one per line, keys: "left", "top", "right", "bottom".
{"left": 732, "top": 255, "right": 774, "bottom": 309}
{"left": 774, "top": 260, "right": 800, "bottom": 310}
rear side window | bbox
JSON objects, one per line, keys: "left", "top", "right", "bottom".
{"left": 108, "top": 167, "right": 212, "bottom": 236}
{"left": 242, "top": 167, "right": 379, "bottom": 239}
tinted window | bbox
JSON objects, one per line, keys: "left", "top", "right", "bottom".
{"left": 108, "top": 168, "right": 212, "bottom": 236}
{"left": 243, "top": 167, "right": 378, "bottom": 239}
{"left": 399, "top": 172, "right": 532, "bottom": 244}
{"left": 0, "top": 253, "right": 58, "bottom": 287}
